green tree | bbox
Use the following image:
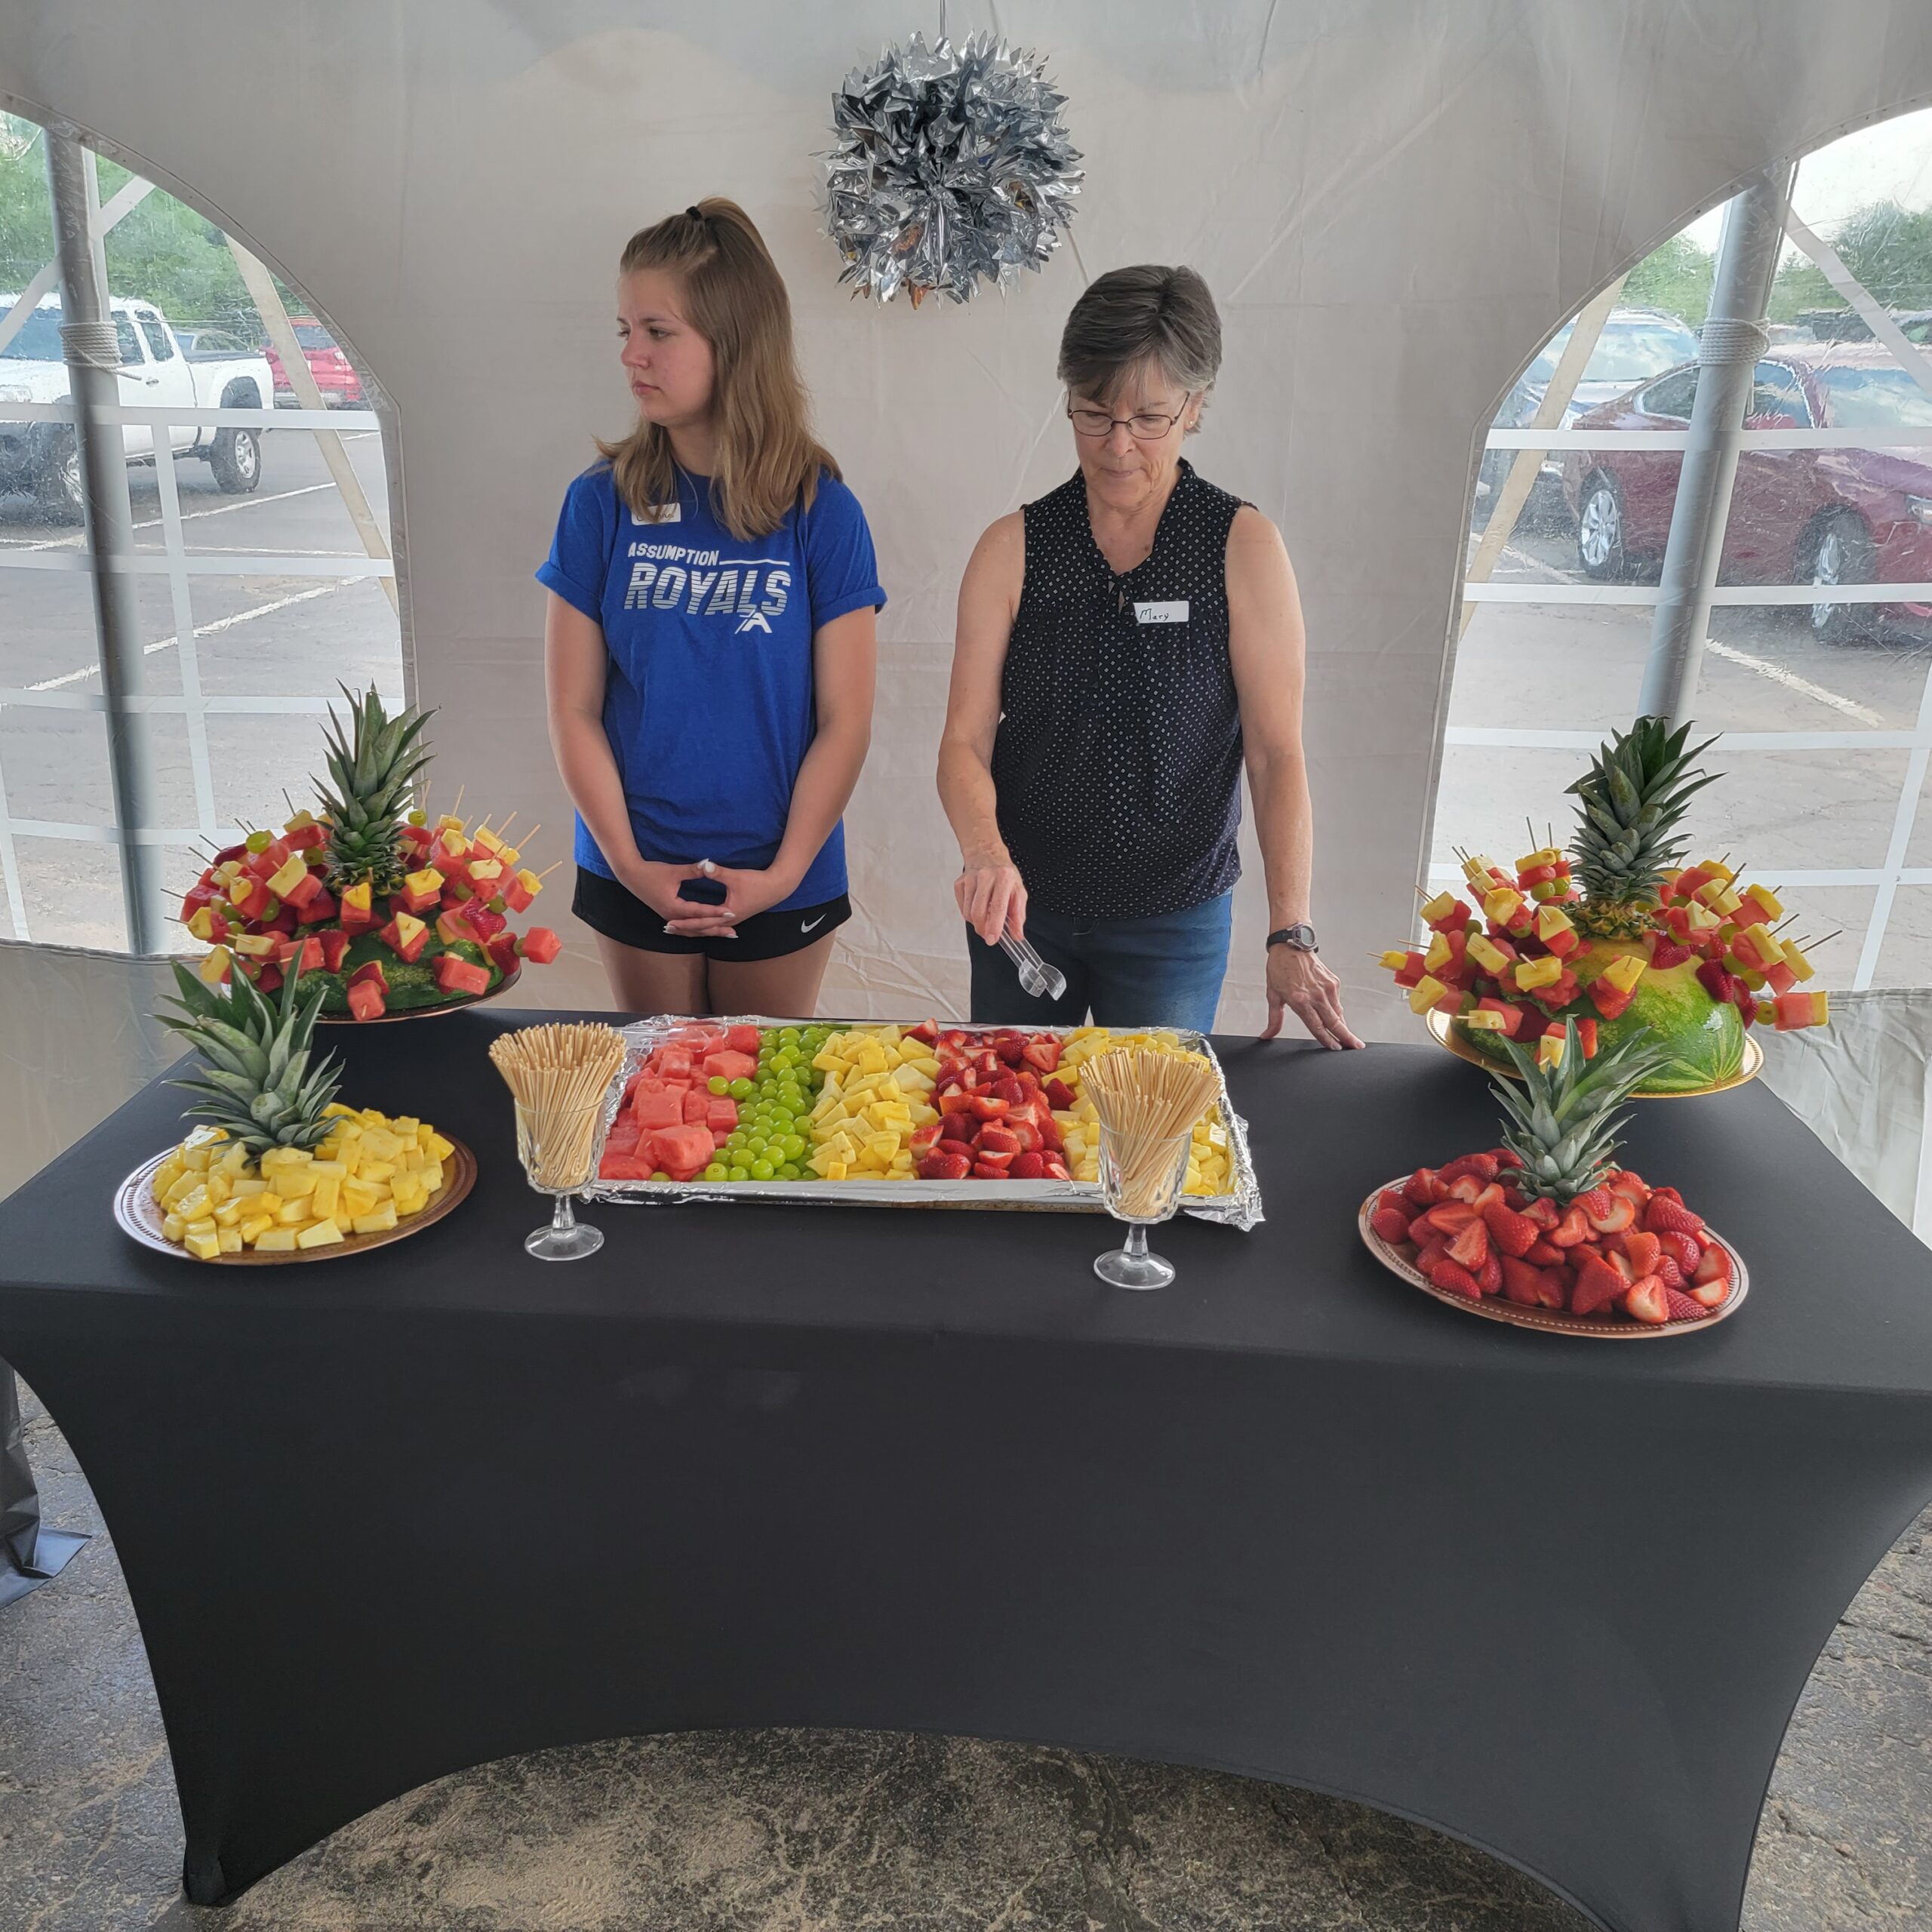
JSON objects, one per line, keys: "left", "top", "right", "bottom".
{"left": 1622, "top": 232, "right": 1714, "bottom": 325}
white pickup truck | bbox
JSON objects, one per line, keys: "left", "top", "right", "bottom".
{"left": 0, "top": 293, "right": 275, "bottom": 518}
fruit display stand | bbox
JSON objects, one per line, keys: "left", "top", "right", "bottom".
{"left": 8, "top": 1014, "right": 1932, "bottom": 1932}
{"left": 580, "top": 1015, "right": 1264, "bottom": 1227}
{"left": 1424, "top": 1004, "right": 1764, "bottom": 1096}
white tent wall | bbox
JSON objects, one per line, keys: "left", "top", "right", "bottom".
{"left": 3, "top": 0, "right": 1932, "bottom": 1200}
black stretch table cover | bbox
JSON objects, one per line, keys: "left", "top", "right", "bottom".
{"left": 2, "top": 1017, "right": 1931, "bottom": 1929}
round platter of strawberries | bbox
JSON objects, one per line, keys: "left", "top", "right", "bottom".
{"left": 1358, "top": 1019, "right": 1747, "bottom": 1337}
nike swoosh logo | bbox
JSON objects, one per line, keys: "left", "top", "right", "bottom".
{"left": 800, "top": 914, "right": 826, "bottom": 933}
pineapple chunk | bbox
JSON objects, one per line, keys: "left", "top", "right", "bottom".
{"left": 358, "top": 1158, "right": 396, "bottom": 1186}
{"left": 183, "top": 1142, "right": 214, "bottom": 1174}
{"left": 323, "top": 1101, "right": 358, "bottom": 1119}
{"left": 203, "top": 1170, "right": 232, "bottom": 1208}
{"left": 277, "top": 1167, "right": 318, "bottom": 1201}
{"left": 237, "top": 1214, "right": 275, "bottom": 1245}
{"left": 183, "top": 1227, "right": 223, "bottom": 1261}
{"left": 310, "top": 1172, "right": 341, "bottom": 1219}
{"left": 217, "top": 1228, "right": 245, "bottom": 1254}
{"left": 254, "top": 1191, "right": 284, "bottom": 1217}
{"left": 214, "top": 1199, "right": 246, "bottom": 1229}
{"left": 390, "top": 1174, "right": 429, "bottom": 1217}
{"left": 341, "top": 1177, "right": 383, "bottom": 1217}
{"left": 152, "top": 1157, "right": 185, "bottom": 1201}
{"left": 296, "top": 1219, "right": 345, "bottom": 1250}
{"left": 424, "top": 1131, "right": 455, "bottom": 1161}
{"left": 229, "top": 1176, "right": 267, "bottom": 1198}
{"left": 350, "top": 1203, "right": 398, "bottom": 1235}
{"left": 398, "top": 1145, "right": 425, "bottom": 1173}
{"left": 162, "top": 1212, "right": 186, "bottom": 1244}
{"left": 253, "top": 1226, "right": 300, "bottom": 1252}
{"left": 360, "top": 1127, "right": 401, "bottom": 1162}
{"left": 417, "top": 1158, "right": 445, "bottom": 1195}
{"left": 275, "top": 1198, "right": 310, "bottom": 1226}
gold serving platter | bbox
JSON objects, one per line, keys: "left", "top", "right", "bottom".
{"left": 1424, "top": 1007, "right": 1763, "bottom": 1098}
{"left": 1357, "top": 1178, "right": 1749, "bottom": 1338}
{"left": 114, "top": 1137, "right": 476, "bottom": 1264}
{"left": 315, "top": 964, "right": 520, "bottom": 1025}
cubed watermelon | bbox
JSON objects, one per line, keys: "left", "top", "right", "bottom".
{"left": 432, "top": 954, "right": 491, "bottom": 998}
{"left": 706, "top": 1097, "right": 739, "bottom": 1131}
{"left": 660, "top": 1046, "right": 694, "bottom": 1081}
{"left": 681, "top": 1088, "right": 711, "bottom": 1124}
{"left": 629, "top": 1089, "right": 685, "bottom": 1132}
{"left": 346, "top": 978, "right": 386, "bottom": 1022}
{"left": 603, "top": 1118, "right": 642, "bottom": 1155}
{"left": 724, "top": 1024, "right": 762, "bottom": 1057}
{"left": 598, "top": 1151, "right": 655, "bottom": 1181}
{"left": 647, "top": 1123, "right": 715, "bottom": 1174}
{"left": 279, "top": 867, "right": 325, "bottom": 910}
{"left": 318, "top": 929, "right": 352, "bottom": 972}
{"left": 702, "top": 1050, "right": 758, "bottom": 1083}
{"left": 518, "top": 927, "right": 563, "bottom": 964}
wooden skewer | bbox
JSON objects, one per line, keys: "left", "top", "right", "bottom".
{"left": 537, "top": 860, "right": 565, "bottom": 881}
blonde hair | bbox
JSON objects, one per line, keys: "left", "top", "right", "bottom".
{"left": 597, "top": 198, "right": 838, "bottom": 540}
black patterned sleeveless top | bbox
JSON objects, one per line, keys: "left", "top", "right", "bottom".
{"left": 992, "top": 459, "right": 1247, "bottom": 920}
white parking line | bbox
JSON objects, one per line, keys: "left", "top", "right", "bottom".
{"left": 27, "top": 581, "right": 351, "bottom": 691}
{"left": 4, "top": 480, "right": 343, "bottom": 552}
{"left": 1703, "top": 637, "right": 1887, "bottom": 728}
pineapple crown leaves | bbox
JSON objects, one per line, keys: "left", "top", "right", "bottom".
{"left": 1565, "top": 715, "right": 1722, "bottom": 895}
{"left": 1488, "top": 1017, "right": 1669, "bottom": 1204}
{"left": 158, "top": 961, "right": 343, "bottom": 1155}
{"left": 315, "top": 683, "right": 435, "bottom": 827}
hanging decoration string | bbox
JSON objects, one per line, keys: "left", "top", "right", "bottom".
{"left": 820, "top": 29, "right": 1084, "bottom": 308}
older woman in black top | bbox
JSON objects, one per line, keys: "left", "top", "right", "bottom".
{"left": 937, "top": 265, "right": 1361, "bottom": 1047}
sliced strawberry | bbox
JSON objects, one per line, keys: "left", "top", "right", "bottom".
{"left": 1403, "top": 1168, "right": 1446, "bottom": 1208}
{"left": 1649, "top": 939, "right": 1694, "bottom": 970}
{"left": 1371, "top": 1207, "right": 1414, "bottom": 1244}
{"left": 970, "top": 1161, "right": 1011, "bottom": 1180}
{"left": 1498, "top": 1186, "right": 1528, "bottom": 1211}
{"left": 1655, "top": 1256, "right": 1687, "bottom": 1291}
{"left": 1605, "top": 1249, "right": 1635, "bottom": 1284}
{"left": 1607, "top": 1169, "right": 1651, "bottom": 1206}
{"left": 1623, "top": 1275, "right": 1671, "bottom": 1324}
{"left": 1692, "top": 1241, "right": 1733, "bottom": 1287}
{"left": 967, "top": 1096, "right": 1011, "bottom": 1121}
{"left": 1044, "top": 1077, "right": 1078, "bottom": 1112}
{"left": 1645, "top": 1195, "right": 1706, "bottom": 1236}
{"left": 909, "top": 1123, "right": 944, "bottom": 1156}
{"left": 1414, "top": 1238, "right": 1451, "bottom": 1273}
{"left": 1042, "top": 1158, "right": 1072, "bottom": 1182}
{"left": 1524, "top": 1238, "right": 1566, "bottom": 1266}
{"left": 918, "top": 1150, "right": 973, "bottom": 1181}
{"left": 1491, "top": 1147, "right": 1524, "bottom": 1171}
{"left": 977, "top": 1124, "right": 1023, "bottom": 1156}
{"left": 1549, "top": 1205, "right": 1591, "bottom": 1247}
{"left": 993, "top": 1035, "right": 1028, "bottom": 1066}
{"left": 1521, "top": 1198, "right": 1561, "bottom": 1230}
{"left": 1447, "top": 1174, "right": 1486, "bottom": 1204}
{"left": 1010, "top": 1152, "right": 1047, "bottom": 1180}
{"left": 1623, "top": 1232, "right": 1662, "bottom": 1278}
{"left": 938, "top": 1112, "right": 975, "bottom": 1145}
{"left": 1447, "top": 1221, "right": 1491, "bottom": 1271}
{"left": 1377, "top": 1189, "right": 1413, "bottom": 1218}
{"left": 992, "top": 1075, "right": 1026, "bottom": 1107}
{"left": 1424, "top": 1201, "right": 1478, "bottom": 1234}
{"left": 1532, "top": 1267, "right": 1569, "bottom": 1310}
{"left": 1658, "top": 1230, "right": 1704, "bottom": 1274}
{"left": 1663, "top": 1287, "right": 1712, "bottom": 1322}
{"left": 1571, "top": 1254, "right": 1626, "bottom": 1317}
{"left": 1500, "top": 1256, "right": 1543, "bottom": 1304}
{"left": 1477, "top": 1253, "right": 1503, "bottom": 1295}
{"left": 974, "top": 1147, "right": 1016, "bottom": 1171}
{"left": 1021, "top": 1038, "right": 1063, "bottom": 1074}
{"left": 1586, "top": 1192, "right": 1636, "bottom": 1235}
{"left": 1481, "top": 1200, "right": 1539, "bottom": 1257}
{"left": 1428, "top": 1260, "right": 1483, "bottom": 1299}
{"left": 1469, "top": 1183, "right": 1505, "bottom": 1214}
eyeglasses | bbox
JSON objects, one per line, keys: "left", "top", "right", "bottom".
{"left": 1066, "top": 395, "right": 1194, "bottom": 440}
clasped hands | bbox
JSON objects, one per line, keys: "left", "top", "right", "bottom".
{"left": 620, "top": 857, "right": 795, "bottom": 941}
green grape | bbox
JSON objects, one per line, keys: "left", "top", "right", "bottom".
{"left": 729, "top": 1078, "right": 754, "bottom": 1100}
{"left": 749, "top": 1158, "right": 775, "bottom": 1180}
{"left": 725, "top": 1132, "right": 748, "bottom": 1152}
{"left": 703, "top": 1163, "right": 728, "bottom": 1181}
{"left": 651, "top": 1170, "right": 671, "bottom": 1182}
{"left": 778, "top": 1027, "right": 801, "bottom": 1045}
{"left": 727, "top": 1165, "right": 749, "bottom": 1182}
{"left": 771, "top": 1048, "right": 797, "bottom": 1072}
{"left": 780, "top": 1134, "right": 806, "bottom": 1161}
{"left": 746, "top": 1135, "right": 768, "bottom": 1155}
{"left": 777, "top": 1162, "right": 802, "bottom": 1180}
{"left": 708, "top": 1075, "right": 731, "bottom": 1097}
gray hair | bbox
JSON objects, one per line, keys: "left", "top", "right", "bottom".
{"left": 1057, "top": 265, "right": 1222, "bottom": 427}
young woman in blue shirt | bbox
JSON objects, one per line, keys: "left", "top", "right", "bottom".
{"left": 540, "top": 199, "right": 884, "bottom": 1017}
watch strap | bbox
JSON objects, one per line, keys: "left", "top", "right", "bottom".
{"left": 1266, "top": 924, "right": 1318, "bottom": 953}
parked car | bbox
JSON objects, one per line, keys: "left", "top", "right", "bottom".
{"left": 262, "top": 315, "right": 365, "bottom": 407}
{"left": 175, "top": 325, "right": 260, "bottom": 360}
{"left": 1477, "top": 307, "right": 1701, "bottom": 527}
{"left": 0, "top": 294, "right": 274, "bottom": 517}
{"left": 1561, "top": 341, "right": 1932, "bottom": 641}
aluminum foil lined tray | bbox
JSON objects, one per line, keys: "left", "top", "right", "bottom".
{"left": 581, "top": 1016, "right": 1264, "bottom": 1231}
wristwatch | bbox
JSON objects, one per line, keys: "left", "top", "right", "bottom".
{"left": 1266, "top": 923, "right": 1319, "bottom": 954}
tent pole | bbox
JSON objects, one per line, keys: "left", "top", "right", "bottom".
{"left": 1637, "top": 159, "right": 1795, "bottom": 725}
{"left": 45, "top": 129, "right": 165, "bottom": 955}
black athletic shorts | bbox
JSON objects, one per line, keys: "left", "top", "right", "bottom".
{"left": 573, "top": 866, "right": 851, "bottom": 963}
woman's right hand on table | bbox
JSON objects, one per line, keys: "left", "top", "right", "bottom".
{"left": 955, "top": 852, "right": 1028, "bottom": 946}
{"left": 617, "top": 858, "right": 742, "bottom": 940}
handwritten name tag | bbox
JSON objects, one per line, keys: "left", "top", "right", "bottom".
{"left": 632, "top": 503, "right": 681, "bottom": 525}
{"left": 1134, "top": 599, "right": 1189, "bottom": 625}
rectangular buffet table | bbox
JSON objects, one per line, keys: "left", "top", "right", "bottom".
{"left": 3, "top": 1011, "right": 1931, "bottom": 1931}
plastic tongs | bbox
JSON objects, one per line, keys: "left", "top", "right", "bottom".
{"left": 1000, "top": 931, "right": 1068, "bottom": 1002}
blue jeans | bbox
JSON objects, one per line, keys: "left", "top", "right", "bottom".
{"left": 968, "top": 893, "right": 1233, "bottom": 1033}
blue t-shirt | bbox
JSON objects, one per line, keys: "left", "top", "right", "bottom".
{"left": 537, "top": 462, "right": 884, "bottom": 912}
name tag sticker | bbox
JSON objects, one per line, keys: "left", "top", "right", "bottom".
{"left": 1134, "top": 599, "right": 1189, "bottom": 625}
{"left": 632, "top": 503, "right": 681, "bottom": 525}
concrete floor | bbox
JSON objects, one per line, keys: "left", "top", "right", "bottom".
{"left": 4, "top": 1379, "right": 1928, "bottom": 1932}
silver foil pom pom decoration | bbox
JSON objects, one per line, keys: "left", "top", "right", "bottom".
{"left": 822, "top": 31, "right": 1084, "bottom": 308}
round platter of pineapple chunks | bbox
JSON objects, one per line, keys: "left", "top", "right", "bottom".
{"left": 1358, "top": 1018, "right": 1750, "bottom": 1337}
{"left": 113, "top": 961, "right": 475, "bottom": 1263}
{"left": 1386, "top": 721, "right": 1828, "bottom": 1099}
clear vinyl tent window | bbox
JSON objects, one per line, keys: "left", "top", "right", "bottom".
{"left": 0, "top": 113, "right": 402, "bottom": 952}
{"left": 1448, "top": 106, "right": 1932, "bottom": 993}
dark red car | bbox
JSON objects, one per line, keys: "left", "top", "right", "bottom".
{"left": 1561, "top": 341, "right": 1932, "bottom": 641}
{"left": 263, "top": 315, "right": 365, "bottom": 408}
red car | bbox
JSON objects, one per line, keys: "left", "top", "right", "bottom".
{"left": 1561, "top": 341, "right": 1932, "bottom": 641}
{"left": 263, "top": 315, "right": 365, "bottom": 408}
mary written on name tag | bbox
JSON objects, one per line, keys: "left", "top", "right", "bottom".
{"left": 1134, "top": 599, "right": 1189, "bottom": 624}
